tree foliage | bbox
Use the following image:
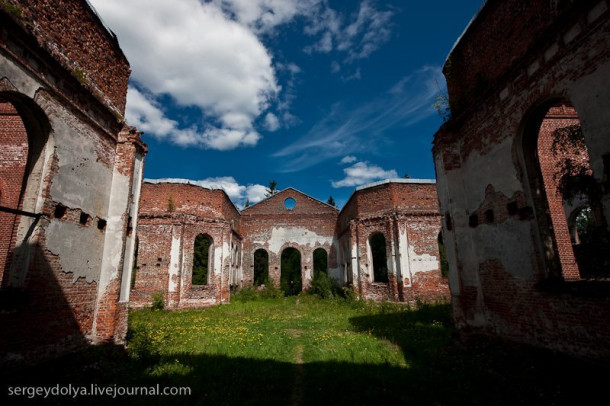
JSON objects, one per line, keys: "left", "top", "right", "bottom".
{"left": 265, "top": 180, "right": 279, "bottom": 197}
{"left": 192, "top": 234, "right": 212, "bottom": 285}
{"left": 280, "top": 247, "right": 301, "bottom": 295}
{"left": 327, "top": 196, "right": 336, "bottom": 207}
{"left": 253, "top": 249, "right": 269, "bottom": 286}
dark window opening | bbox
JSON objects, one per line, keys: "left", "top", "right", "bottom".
{"left": 484, "top": 209, "right": 494, "bottom": 223}
{"left": 370, "top": 233, "right": 389, "bottom": 283}
{"left": 438, "top": 232, "right": 449, "bottom": 278}
{"left": 507, "top": 202, "right": 518, "bottom": 216}
{"left": 313, "top": 248, "right": 328, "bottom": 279}
{"left": 79, "top": 212, "right": 89, "bottom": 225}
{"left": 193, "top": 234, "right": 213, "bottom": 286}
{"left": 469, "top": 214, "right": 479, "bottom": 228}
{"left": 281, "top": 247, "right": 301, "bottom": 295}
{"left": 54, "top": 204, "right": 67, "bottom": 219}
{"left": 97, "top": 218, "right": 106, "bottom": 231}
{"left": 253, "top": 249, "right": 269, "bottom": 286}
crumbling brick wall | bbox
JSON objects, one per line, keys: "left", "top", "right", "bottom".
{"left": 136, "top": 181, "right": 447, "bottom": 303}
{"left": 241, "top": 188, "right": 339, "bottom": 291}
{"left": 338, "top": 180, "right": 448, "bottom": 302}
{"left": 132, "top": 182, "right": 239, "bottom": 309}
{"left": 433, "top": 0, "right": 610, "bottom": 362}
{"left": 0, "top": 1, "right": 146, "bottom": 367}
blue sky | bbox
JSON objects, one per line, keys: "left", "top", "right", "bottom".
{"left": 89, "top": 0, "right": 484, "bottom": 209}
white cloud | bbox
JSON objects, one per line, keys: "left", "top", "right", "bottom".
{"left": 126, "top": 87, "right": 260, "bottom": 150}
{"left": 145, "top": 177, "right": 267, "bottom": 208}
{"left": 331, "top": 161, "right": 397, "bottom": 188}
{"left": 89, "top": 0, "right": 396, "bottom": 150}
{"left": 210, "top": 0, "right": 322, "bottom": 33}
{"left": 89, "top": 0, "right": 278, "bottom": 149}
{"left": 263, "top": 112, "right": 280, "bottom": 131}
{"left": 304, "top": 0, "right": 394, "bottom": 66}
{"left": 340, "top": 156, "right": 357, "bottom": 164}
{"left": 245, "top": 184, "right": 268, "bottom": 204}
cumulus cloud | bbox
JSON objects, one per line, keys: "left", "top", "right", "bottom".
{"left": 126, "top": 87, "right": 260, "bottom": 150}
{"left": 263, "top": 112, "right": 280, "bottom": 132}
{"left": 145, "top": 177, "right": 267, "bottom": 208}
{"left": 331, "top": 161, "right": 398, "bottom": 188}
{"left": 90, "top": 0, "right": 278, "bottom": 149}
{"left": 89, "top": 0, "right": 396, "bottom": 149}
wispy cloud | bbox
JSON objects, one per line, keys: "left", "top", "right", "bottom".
{"left": 331, "top": 160, "right": 397, "bottom": 188}
{"left": 340, "top": 155, "right": 357, "bottom": 164}
{"left": 304, "top": 0, "right": 395, "bottom": 69}
{"left": 273, "top": 65, "right": 444, "bottom": 172}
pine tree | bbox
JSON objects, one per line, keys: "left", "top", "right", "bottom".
{"left": 327, "top": 196, "right": 336, "bottom": 207}
{"left": 265, "top": 180, "right": 279, "bottom": 197}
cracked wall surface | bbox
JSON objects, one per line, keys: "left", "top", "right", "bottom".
{"left": 135, "top": 180, "right": 448, "bottom": 307}
{"left": 0, "top": 1, "right": 146, "bottom": 367}
{"left": 433, "top": 0, "right": 610, "bottom": 363}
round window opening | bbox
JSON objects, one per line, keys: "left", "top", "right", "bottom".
{"left": 284, "top": 198, "right": 296, "bottom": 210}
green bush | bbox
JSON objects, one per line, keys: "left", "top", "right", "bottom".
{"left": 151, "top": 292, "right": 165, "bottom": 310}
{"left": 308, "top": 272, "right": 335, "bottom": 299}
{"left": 233, "top": 279, "right": 283, "bottom": 302}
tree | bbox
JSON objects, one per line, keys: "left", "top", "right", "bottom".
{"left": 244, "top": 199, "right": 251, "bottom": 208}
{"left": 403, "top": 173, "right": 410, "bottom": 179}
{"left": 327, "top": 196, "right": 336, "bottom": 207}
{"left": 265, "top": 180, "right": 279, "bottom": 197}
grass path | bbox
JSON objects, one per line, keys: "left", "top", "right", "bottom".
{"left": 2, "top": 296, "right": 608, "bottom": 405}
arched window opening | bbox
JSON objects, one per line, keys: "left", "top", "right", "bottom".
{"left": 0, "top": 94, "right": 51, "bottom": 285}
{"left": 523, "top": 99, "right": 609, "bottom": 279}
{"left": 313, "top": 248, "right": 328, "bottom": 279}
{"left": 281, "top": 247, "right": 301, "bottom": 296}
{"left": 370, "top": 233, "right": 388, "bottom": 283}
{"left": 253, "top": 249, "right": 269, "bottom": 286}
{"left": 192, "top": 234, "right": 213, "bottom": 286}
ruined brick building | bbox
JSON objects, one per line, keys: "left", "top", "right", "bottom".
{"left": 131, "top": 179, "right": 448, "bottom": 308}
{"left": 434, "top": 0, "right": 610, "bottom": 362}
{"left": 0, "top": 1, "right": 146, "bottom": 366}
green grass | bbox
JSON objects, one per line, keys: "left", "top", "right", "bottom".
{"left": 2, "top": 296, "right": 608, "bottom": 405}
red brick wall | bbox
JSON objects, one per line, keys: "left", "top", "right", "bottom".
{"left": 5, "top": 0, "right": 131, "bottom": 113}
{"left": 139, "top": 182, "right": 229, "bottom": 220}
{"left": 536, "top": 104, "right": 585, "bottom": 279}
{"left": 0, "top": 100, "right": 28, "bottom": 282}
{"left": 241, "top": 189, "right": 338, "bottom": 288}
{"left": 338, "top": 182, "right": 447, "bottom": 302}
{"left": 133, "top": 183, "right": 238, "bottom": 308}
{"left": 444, "top": 0, "right": 583, "bottom": 115}
{"left": 433, "top": 0, "right": 610, "bottom": 362}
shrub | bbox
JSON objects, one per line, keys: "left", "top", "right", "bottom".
{"left": 151, "top": 292, "right": 165, "bottom": 310}
{"left": 308, "top": 272, "right": 334, "bottom": 299}
{"left": 233, "top": 279, "right": 283, "bottom": 302}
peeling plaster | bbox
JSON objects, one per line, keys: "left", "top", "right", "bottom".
{"left": 407, "top": 246, "right": 438, "bottom": 274}
{"left": 46, "top": 220, "right": 103, "bottom": 283}
{"left": 168, "top": 227, "right": 182, "bottom": 294}
{"left": 461, "top": 137, "right": 522, "bottom": 209}
{"left": 473, "top": 220, "right": 534, "bottom": 279}
{"left": 262, "top": 227, "right": 333, "bottom": 255}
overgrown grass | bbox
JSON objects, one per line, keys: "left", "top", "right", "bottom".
{"left": 2, "top": 297, "right": 608, "bottom": 405}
